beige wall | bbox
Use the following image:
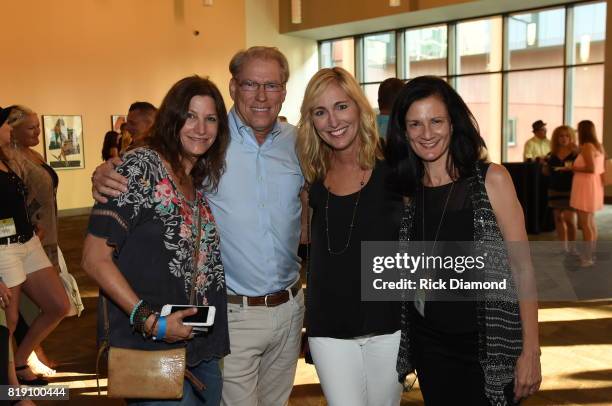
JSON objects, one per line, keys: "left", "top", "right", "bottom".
{"left": 0, "top": 0, "right": 245, "bottom": 211}
{"left": 245, "top": 0, "right": 318, "bottom": 125}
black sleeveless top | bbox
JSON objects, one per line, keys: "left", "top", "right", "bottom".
{"left": 307, "top": 160, "right": 403, "bottom": 338}
{"left": 547, "top": 152, "right": 577, "bottom": 192}
{"left": 409, "top": 164, "right": 490, "bottom": 333}
{"left": 0, "top": 163, "right": 34, "bottom": 239}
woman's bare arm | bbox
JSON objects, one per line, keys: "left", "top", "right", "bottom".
{"left": 485, "top": 163, "right": 541, "bottom": 402}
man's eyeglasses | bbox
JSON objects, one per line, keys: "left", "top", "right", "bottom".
{"left": 237, "top": 79, "right": 285, "bottom": 93}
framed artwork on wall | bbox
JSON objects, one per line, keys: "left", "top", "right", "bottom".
{"left": 111, "top": 114, "right": 126, "bottom": 132}
{"left": 42, "top": 115, "right": 85, "bottom": 169}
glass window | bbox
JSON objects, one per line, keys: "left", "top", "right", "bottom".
{"left": 363, "top": 84, "right": 379, "bottom": 110}
{"left": 455, "top": 74, "right": 502, "bottom": 163}
{"left": 571, "top": 2, "right": 607, "bottom": 64}
{"left": 456, "top": 17, "right": 502, "bottom": 74}
{"left": 404, "top": 25, "right": 447, "bottom": 78}
{"left": 507, "top": 8, "right": 565, "bottom": 69}
{"left": 568, "top": 65, "right": 604, "bottom": 133}
{"left": 320, "top": 38, "right": 355, "bottom": 75}
{"left": 505, "top": 68, "right": 564, "bottom": 162}
{"left": 363, "top": 32, "right": 396, "bottom": 82}
{"left": 317, "top": 2, "right": 606, "bottom": 164}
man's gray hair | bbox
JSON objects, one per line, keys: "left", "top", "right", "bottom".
{"left": 229, "top": 46, "right": 290, "bottom": 83}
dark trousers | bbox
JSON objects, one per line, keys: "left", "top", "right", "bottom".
{"left": 412, "top": 320, "right": 490, "bottom": 406}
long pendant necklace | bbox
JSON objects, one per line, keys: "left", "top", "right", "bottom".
{"left": 414, "top": 180, "right": 455, "bottom": 317}
{"left": 422, "top": 180, "right": 455, "bottom": 252}
{"left": 325, "top": 170, "right": 367, "bottom": 255}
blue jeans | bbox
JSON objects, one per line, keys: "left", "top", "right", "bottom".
{"left": 128, "top": 358, "right": 222, "bottom": 405}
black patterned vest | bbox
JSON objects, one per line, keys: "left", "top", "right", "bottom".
{"left": 396, "top": 162, "right": 523, "bottom": 406}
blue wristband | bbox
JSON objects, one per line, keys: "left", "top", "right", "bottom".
{"left": 154, "top": 316, "right": 167, "bottom": 341}
{"left": 129, "top": 299, "right": 144, "bottom": 326}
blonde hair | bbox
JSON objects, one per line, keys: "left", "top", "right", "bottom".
{"left": 550, "top": 125, "right": 577, "bottom": 157}
{"left": 7, "top": 105, "right": 35, "bottom": 128}
{"left": 297, "top": 67, "right": 382, "bottom": 184}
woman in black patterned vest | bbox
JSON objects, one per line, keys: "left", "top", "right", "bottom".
{"left": 385, "top": 76, "right": 541, "bottom": 406}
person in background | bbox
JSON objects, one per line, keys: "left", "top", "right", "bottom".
{"left": 570, "top": 120, "right": 605, "bottom": 268}
{"left": 544, "top": 126, "right": 579, "bottom": 254}
{"left": 82, "top": 75, "right": 230, "bottom": 405}
{"left": 1, "top": 106, "right": 56, "bottom": 401}
{"left": 297, "top": 67, "right": 403, "bottom": 406}
{"left": 523, "top": 120, "right": 550, "bottom": 162}
{"left": 386, "top": 76, "right": 541, "bottom": 405}
{"left": 101, "top": 130, "right": 120, "bottom": 161}
{"left": 124, "top": 101, "right": 157, "bottom": 150}
{"left": 376, "top": 77, "right": 404, "bottom": 140}
{"left": 118, "top": 122, "right": 132, "bottom": 156}
{"left": 6, "top": 106, "right": 70, "bottom": 385}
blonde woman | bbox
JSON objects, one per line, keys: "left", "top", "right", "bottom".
{"left": 6, "top": 106, "right": 70, "bottom": 384}
{"left": 570, "top": 120, "right": 605, "bottom": 267}
{"left": 545, "top": 126, "right": 579, "bottom": 254}
{"left": 297, "top": 67, "right": 403, "bottom": 406}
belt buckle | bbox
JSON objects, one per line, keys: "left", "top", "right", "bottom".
{"left": 264, "top": 294, "right": 270, "bottom": 307}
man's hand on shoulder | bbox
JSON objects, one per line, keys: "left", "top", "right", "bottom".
{"left": 91, "top": 157, "right": 127, "bottom": 203}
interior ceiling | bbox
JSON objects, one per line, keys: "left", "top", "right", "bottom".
{"left": 285, "top": 0, "right": 576, "bottom": 40}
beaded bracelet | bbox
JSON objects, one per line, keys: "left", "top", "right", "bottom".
{"left": 132, "top": 301, "right": 155, "bottom": 336}
{"left": 148, "top": 312, "right": 161, "bottom": 339}
{"left": 129, "top": 299, "right": 144, "bottom": 326}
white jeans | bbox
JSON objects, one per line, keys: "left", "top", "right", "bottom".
{"left": 308, "top": 330, "right": 402, "bottom": 406}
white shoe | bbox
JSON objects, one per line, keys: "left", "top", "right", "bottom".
{"left": 27, "top": 352, "right": 56, "bottom": 377}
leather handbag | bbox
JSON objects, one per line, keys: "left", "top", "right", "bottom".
{"left": 97, "top": 295, "right": 186, "bottom": 399}
{"left": 57, "top": 246, "right": 84, "bottom": 317}
{"left": 107, "top": 346, "right": 186, "bottom": 399}
{"left": 97, "top": 197, "right": 205, "bottom": 399}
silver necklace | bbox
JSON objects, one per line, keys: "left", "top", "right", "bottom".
{"left": 325, "top": 170, "right": 367, "bottom": 255}
{"left": 422, "top": 180, "right": 455, "bottom": 252}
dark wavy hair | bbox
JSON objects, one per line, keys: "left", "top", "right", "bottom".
{"left": 384, "top": 76, "right": 486, "bottom": 197}
{"left": 101, "top": 131, "right": 119, "bottom": 161}
{"left": 148, "top": 75, "right": 229, "bottom": 192}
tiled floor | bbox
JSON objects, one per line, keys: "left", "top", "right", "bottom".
{"left": 37, "top": 208, "right": 612, "bottom": 405}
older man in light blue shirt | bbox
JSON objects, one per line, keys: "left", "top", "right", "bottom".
{"left": 213, "top": 47, "right": 305, "bottom": 406}
{"left": 208, "top": 108, "right": 302, "bottom": 297}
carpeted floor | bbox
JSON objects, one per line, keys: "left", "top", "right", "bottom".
{"left": 36, "top": 207, "right": 612, "bottom": 405}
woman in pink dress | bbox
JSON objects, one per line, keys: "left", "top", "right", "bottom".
{"left": 570, "top": 120, "right": 605, "bottom": 267}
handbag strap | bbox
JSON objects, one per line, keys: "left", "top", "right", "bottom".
{"left": 96, "top": 294, "right": 111, "bottom": 395}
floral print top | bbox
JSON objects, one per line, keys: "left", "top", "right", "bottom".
{"left": 88, "top": 147, "right": 229, "bottom": 365}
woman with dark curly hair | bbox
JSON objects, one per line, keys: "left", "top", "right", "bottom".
{"left": 386, "top": 76, "right": 541, "bottom": 406}
{"left": 101, "top": 130, "right": 120, "bottom": 161}
{"left": 82, "top": 75, "right": 230, "bottom": 405}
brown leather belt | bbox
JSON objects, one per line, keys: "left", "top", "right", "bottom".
{"left": 227, "top": 280, "right": 301, "bottom": 307}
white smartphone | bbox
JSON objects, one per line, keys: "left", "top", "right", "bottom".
{"left": 160, "top": 305, "right": 216, "bottom": 327}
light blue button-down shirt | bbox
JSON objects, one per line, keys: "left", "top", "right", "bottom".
{"left": 206, "top": 108, "right": 303, "bottom": 296}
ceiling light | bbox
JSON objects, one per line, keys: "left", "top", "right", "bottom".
{"left": 291, "top": 0, "right": 302, "bottom": 24}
